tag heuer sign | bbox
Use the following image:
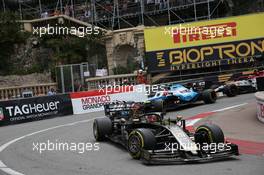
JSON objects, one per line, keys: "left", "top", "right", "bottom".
{"left": 0, "top": 107, "right": 4, "bottom": 121}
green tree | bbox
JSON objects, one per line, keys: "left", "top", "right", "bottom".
{"left": 0, "top": 11, "right": 29, "bottom": 75}
{"left": 40, "top": 27, "right": 107, "bottom": 69}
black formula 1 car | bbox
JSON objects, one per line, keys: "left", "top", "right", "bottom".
{"left": 93, "top": 101, "right": 239, "bottom": 164}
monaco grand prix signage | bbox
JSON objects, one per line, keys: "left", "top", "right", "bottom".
{"left": 0, "top": 94, "right": 73, "bottom": 124}
{"left": 70, "top": 85, "right": 148, "bottom": 114}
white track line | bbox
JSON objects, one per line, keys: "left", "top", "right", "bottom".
{"left": 0, "top": 118, "right": 96, "bottom": 175}
{"left": 186, "top": 103, "right": 248, "bottom": 126}
{"left": 186, "top": 119, "right": 201, "bottom": 126}
{"left": 1, "top": 167, "right": 24, "bottom": 175}
{"left": 212, "top": 103, "right": 248, "bottom": 112}
{"left": 0, "top": 160, "right": 6, "bottom": 168}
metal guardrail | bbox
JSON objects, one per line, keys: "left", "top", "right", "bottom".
{"left": 0, "top": 83, "right": 57, "bottom": 101}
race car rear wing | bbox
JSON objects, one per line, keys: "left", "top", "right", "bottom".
{"left": 104, "top": 100, "right": 165, "bottom": 116}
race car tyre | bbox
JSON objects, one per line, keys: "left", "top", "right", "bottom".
{"left": 146, "top": 99, "right": 166, "bottom": 113}
{"left": 195, "top": 123, "right": 225, "bottom": 144}
{"left": 128, "top": 128, "right": 156, "bottom": 159}
{"left": 209, "top": 84, "right": 220, "bottom": 90}
{"left": 202, "top": 89, "right": 217, "bottom": 104}
{"left": 93, "top": 117, "right": 112, "bottom": 141}
{"left": 224, "top": 84, "right": 239, "bottom": 97}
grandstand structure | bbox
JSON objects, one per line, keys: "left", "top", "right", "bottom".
{"left": 1, "top": 0, "right": 233, "bottom": 30}
{"left": 1, "top": 0, "right": 263, "bottom": 84}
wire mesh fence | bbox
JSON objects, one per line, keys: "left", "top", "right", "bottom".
{"left": 56, "top": 62, "right": 96, "bottom": 93}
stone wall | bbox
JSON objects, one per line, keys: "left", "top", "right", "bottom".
{"left": 11, "top": 37, "right": 53, "bottom": 74}
{"left": 0, "top": 73, "right": 53, "bottom": 88}
{"left": 0, "top": 35, "right": 55, "bottom": 88}
{"left": 104, "top": 25, "right": 145, "bottom": 75}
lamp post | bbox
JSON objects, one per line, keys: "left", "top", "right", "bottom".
{"left": 2, "top": 0, "right": 5, "bottom": 12}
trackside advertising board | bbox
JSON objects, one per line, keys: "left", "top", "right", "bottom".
{"left": 144, "top": 13, "right": 264, "bottom": 72}
{"left": 70, "top": 85, "right": 148, "bottom": 114}
{"left": 257, "top": 101, "right": 264, "bottom": 123}
{"left": 0, "top": 94, "right": 73, "bottom": 125}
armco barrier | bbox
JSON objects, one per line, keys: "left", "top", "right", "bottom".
{"left": 255, "top": 92, "right": 264, "bottom": 124}
{"left": 0, "top": 94, "right": 73, "bottom": 125}
{"left": 70, "top": 85, "right": 148, "bottom": 114}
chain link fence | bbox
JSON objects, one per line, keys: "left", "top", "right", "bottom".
{"left": 56, "top": 62, "right": 97, "bottom": 93}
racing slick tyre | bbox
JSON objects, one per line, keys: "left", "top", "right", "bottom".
{"left": 145, "top": 100, "right": 166, "bottom": 113}
{"left": 93, "top": 117, "right": 112, "bottom": 141}
{"left": 202, "top": 89, "right": 217, "bottom": 104}
{"left": 210, "top": 84, "right": 219, "bottom": 90}
{"left": 128, "top": 128, "right": 156, "bottom": 159}
{"left": 224, "top": 84, "right": 239, "bottom": 97}
{"left": 195, "top": 123, "right": 225, "bottom": 144}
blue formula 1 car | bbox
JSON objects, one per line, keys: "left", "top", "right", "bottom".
{"left": 147, "top": 84, "right": 217, "bottom": 110}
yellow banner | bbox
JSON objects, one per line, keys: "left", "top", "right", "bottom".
{"left": 144, "top": 13, "right": 264, "bottom": 52}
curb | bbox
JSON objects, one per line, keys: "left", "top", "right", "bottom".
{"left": 185, "top": 105, "right": 264, "bottom": 156}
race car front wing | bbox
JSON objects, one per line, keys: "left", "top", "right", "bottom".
{"left": 140, "top": 143, "right": 239, "bottom": 164}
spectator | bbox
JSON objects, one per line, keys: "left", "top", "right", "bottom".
{"left": 47, "top": 88, "right": 56, "bottom": 96}
{"left": 136, "top": 69, "right": 147, "bottom": 84}
{"left": 122, "top": 78, "right": 130, "bottom": 86}
{"left": 53, "top": 10, "right": 60, "bottom": 16}
{"left": 123, "top": 0, "right": 128, "bottom": 12}
{"left": 155, "top": 0, "right": 160, "bottom": 10}
{"left": 146, "top": 0, "right": 154, "bottom": 11}
{"left": 84, "top": 8, "right": 91, "bottom": 18}
{"left": 41, "top": 11, "right": 48, "bottom": 18}
{"left": 147, "top": 0, "right": 154, "bottom": 4}
{"left": 64, "top": 5, "right": 70, "bottom": 16}
{"left": 70, "top": 5, "right": 74, "bottom": 17}
{"left": 163, "top": 0, "right": 168, "bottom": 9}
{"left": 254, "top": 70, "right": 260, "bottom": 76}
{"left": 160, "top": 0, "right": 166, "bottom": 9}
{"left": 44, "top": 11, "right": 49, "bottom": 18}
{"left": 77, "top": 84, "right": 83, "bottom": 92}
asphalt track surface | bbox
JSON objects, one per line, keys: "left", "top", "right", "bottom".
{"left": 0, "top": 93, "right": 264, "bottom": 175}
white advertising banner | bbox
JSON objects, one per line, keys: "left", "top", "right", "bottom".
{"left": 70, "top": 85, "right": 148, "bottom": 114}
{"left": 257, "top": 100, "right": 264, "bottom": 123}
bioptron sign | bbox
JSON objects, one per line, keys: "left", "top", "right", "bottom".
{"left": 144, "top": 13, "right": 264, "bottom": 72}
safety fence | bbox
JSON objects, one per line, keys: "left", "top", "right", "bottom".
{"left": 55, "top": 63, "right": 138, "bottom": 92}
{"left": 0, "top": 83, "right": 57, "bottom": 101}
